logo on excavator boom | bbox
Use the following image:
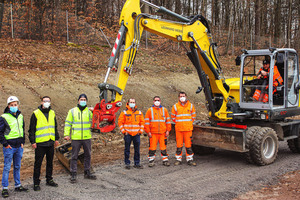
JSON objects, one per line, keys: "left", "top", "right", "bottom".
{"left": 161, "top": 26, "right": 183, "bottom": 33}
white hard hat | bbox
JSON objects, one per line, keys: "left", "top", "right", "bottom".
{"left": 7, "top": 96, "right": 19, "bottom": 105}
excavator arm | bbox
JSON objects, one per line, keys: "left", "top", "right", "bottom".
{"left": 92, "top": 0, "right": 233, "bottom": 132}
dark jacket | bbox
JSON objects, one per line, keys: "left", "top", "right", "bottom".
{"left": 28, "top": 105, "right": 59, "bottom": 147}
{"left": 0, "top": 107, "right": 25, "bottom": 148}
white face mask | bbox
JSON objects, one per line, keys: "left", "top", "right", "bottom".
{"left": 154, "top": 101, "right": 160, "bottom": 106}
{"left": 180, "top": 97, "right": 186, "bottom": 102}
{"left": 43, "top": 102, "right": 51, "bottom": 108}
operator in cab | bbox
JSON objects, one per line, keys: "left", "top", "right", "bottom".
{"left": 253, "top": 60, "right": 283, "bottom": 102}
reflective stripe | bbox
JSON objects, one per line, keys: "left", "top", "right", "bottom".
{"left": 124, "top": 124, "right": 141, "bottom": 127}
{"left": 186, "top": 154, "right": 194, "bottom": 161}
{"left": 123, "top": 129, "right": 140, "bottom": 132}
{"left": 162, "top": 107, "right": 165, "bottom": 119}
{"left": 65, "top": 120, "right": 72, "bottom": 124}
{"left": 145, "top": 122, "right": 150, "bottom": 125}
{"left": 148, "top": 155, "right": 155, "bottom": 161}
{"left": 176, "top": 119, "right": 192, "bottom": 122}
{"left": 65, "top": 124, "right": 72, "bottom": 127}
{"left": 72, "top": 128, "right": 91, "bottom": 131}
{"left": 191, "top": 112, "right": 196, "bottom": 115}
{"left": 36, "top": 126, "right": 55, "bottom": 131}
{"left": 72, "top": 121, "right": 90, "bottom": 124}
{"left": 150, "top": 120, "right": 165, "bottom": 122}
{"left": 176, "top": 114, "right": 192, "bottom": 117}
{"left": 144, "top": 118, "right": 149, "bottom": 120}
{"left": 175, "top": 155, "right": 182, "bottom": 161}
{"left": 36, "top": 133, "right": 55, "bottom": 138}
{"left": 124, "top": 110, "right": 127, "bottom": 114}
{"left": 174, "top": 104, "right": 177, "bottom": 112}
{"left": 166, "top": 122, "right": 171, "bottom": 124}
{"left": 190, "top": 103, "right": 193, "bottom": 111}
{"left": 151, "top": 107, "right": 154, "bottom": 120}
{"left": 71, "top": 108, "right": 75, "bottom": 122}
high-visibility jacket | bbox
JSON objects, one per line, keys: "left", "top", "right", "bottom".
{"left": 1, "top": 113, "right": 24, "bottom": 140}
{"left": 171, "top": 100, "right": 196, "bottom": 131}
{"left": 258, "top": 65, "right": 283, "bottom": 87}
{"left": 33, "top": 109, "right": 55, "bottom": 143}
{"left": 64, "top": 106, "right": 93, "bottom": 140}
{"left": 118, "top": 104, "right": 144, "bottom": 136}
{"left": 144, "top": 106, "right": 171, "bottom": 134}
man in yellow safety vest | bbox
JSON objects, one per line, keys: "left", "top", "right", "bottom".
{"left": 29, "top": 96, "right": 60, "bottom": 191}
{"left": 64, "top": 94, "right": 96, "bottom": 183}
{"left": 0, "top": 96, "right": 28, "bottom": 198}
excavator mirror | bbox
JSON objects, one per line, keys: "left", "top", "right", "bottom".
{"left": 235, "top": 56, "right": 241, "bottom": 66}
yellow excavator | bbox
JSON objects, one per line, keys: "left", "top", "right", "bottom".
{"left": 88, "top": 0, "right": 300, "bottom": 166}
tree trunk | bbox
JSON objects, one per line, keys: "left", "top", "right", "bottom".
{"left": 0, "top": 0, "right": 4, "bottom": 38}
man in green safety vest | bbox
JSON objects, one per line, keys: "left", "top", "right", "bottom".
{"left": 28, "top": 96, "right": 60, "bottom": 191}
{"left": 64, "top": 94, "right": 97, "bottom": 183}
{"left": 0, "top": 96, "right": 28, "bottom": 198}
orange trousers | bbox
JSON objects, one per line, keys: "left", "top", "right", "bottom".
{"left": 176, "top": 131, "right": 192, "bottom": 148}
{"left": 149, "top": 133, "right": 167, "bottom": 151}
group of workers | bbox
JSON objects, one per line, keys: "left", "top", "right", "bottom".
{"left": 0, "top": 91, "right": 197, "bottom": 198}
{"left": 0, "top": 94, "right": 96, "bottom": 198}
{"left": 118, "top": 91, "right": 196, "bottom": 169}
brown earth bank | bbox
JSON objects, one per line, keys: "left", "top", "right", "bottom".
{"left": 0, "top": 39, "right": 299, "bottom": 199}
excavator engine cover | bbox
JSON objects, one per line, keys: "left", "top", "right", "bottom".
{"left": 92, "top": 99, "right": 121, "bottom": 133}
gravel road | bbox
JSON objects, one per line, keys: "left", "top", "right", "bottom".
{"left": 7, "top": 142, "right": 300, "bottom": 200}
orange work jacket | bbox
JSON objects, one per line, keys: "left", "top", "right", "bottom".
{"left": 118, "top": 104, "right": 144, "bottom": 136}
{"left": 258, "top": 65, "right": 283, "bottom": 87}
{"left": 144, "top": 106, "right": 171, "bottom": 134}
{"left": 171, "top": 100, "right": 196, "bottom": 131}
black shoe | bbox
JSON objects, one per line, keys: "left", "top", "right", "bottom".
{"left": 125, "top": 165, "right": 130, "bottom": 170}
{"left": 2, "top": 189, "right": 9, "bottom": 198}
{"left": 46, "top": 179, "right": 58, "bottom": 187}
{"left": 33, "top": 185, "right": 41, "bottom": 191}
{"left": 84, "top": 170, "right": 97, "bottom": 180}
{"left": 15, "top": 186, "right": 29, "bottom": 192}
{"left": 134, "top": 164, "right": 143, "bottom": 169}
{"left": 70, "top": 172, "right": 77, "bottom": 184}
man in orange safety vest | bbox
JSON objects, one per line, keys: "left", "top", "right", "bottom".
{"left": 145, "top": 96, "right": 172, "bottom": 167}
{"left": 171, "top": 92, "right": 196, "bottom": 166}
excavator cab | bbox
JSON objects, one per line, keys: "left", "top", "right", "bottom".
{"left": 239, "top": 48, "right": 300, "bottom": 120}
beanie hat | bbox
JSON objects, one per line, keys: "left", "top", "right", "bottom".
{"left": 78, "top": 94, "right": 88, "bottom": 101}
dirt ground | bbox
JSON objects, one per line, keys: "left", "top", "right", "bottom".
{"left": 0, "top": 39, "right": 299, "bottom": 199}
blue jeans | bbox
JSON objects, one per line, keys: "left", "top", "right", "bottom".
{"left": 2, "top": 146, "right": 23, "bottom": 189}
{"left": 124, "top": 134, "right": 140, "bottom": 165}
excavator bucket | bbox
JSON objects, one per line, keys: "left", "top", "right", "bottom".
{"left": 55, "top": 143, "right": 86, "bottom": 172}
{"left": 91, "top": 99, "right": 121, "bottom": 133}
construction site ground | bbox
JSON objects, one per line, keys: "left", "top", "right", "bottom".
{"left": 0, "top": 39, "right": 299, "bottom": 199}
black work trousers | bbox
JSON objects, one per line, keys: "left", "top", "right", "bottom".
{"left": 33, "top": 145, "right": 54, "bottom": 185}
{"left": 70, "top": 139, "right": 91, "bottom": 173}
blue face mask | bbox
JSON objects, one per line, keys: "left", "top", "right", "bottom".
{"left": 129, "top": 103, "right": 135, "bottom": 108}
{"left": 79, "top": 101, "right": 87, "bottom": 107}
{"left": 10, "top": 106, "right": 18, "bottom": 113}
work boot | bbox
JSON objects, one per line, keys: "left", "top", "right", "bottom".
{"left": 46, "top": 179, "right": 58, "bottom": 187}
{"left": 187, "top": 160, "right": 197, "bottom": 166}
{"left": 148, "top": 161, "right": 155, "bottom": 167}
{"left": 70, "top": 172, "right": 77, "bottom": 184}
{"left": 174, "top": 160, "right": 182, "bottom": 166}
{"left": 163, "top": 161, "right": 170, "bottom": 166}
{"left": 134, "top": 164, "right": 143, "bottom": 169}
{"left": 15, "top": 186, "right": 29, "bottom": 192}
{"left": 84, "top": 170, "right": 97, "bottom": 180}
{"left": 125, "top": 164, "right": 131, "bottom": 170}
{"left": 2, "top": 189, "right": 9, "bottom": 198}
{"left": 33, "top": 185, "right": 41, "bottom": 191}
